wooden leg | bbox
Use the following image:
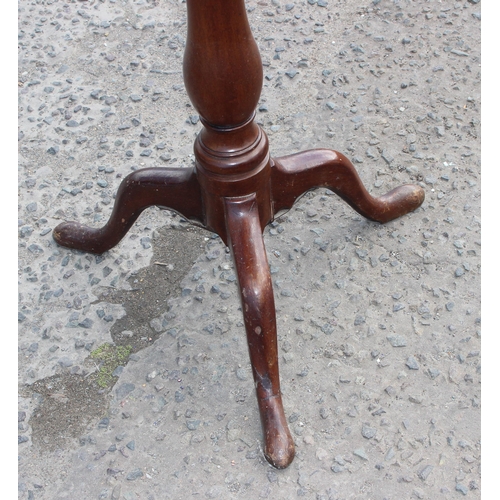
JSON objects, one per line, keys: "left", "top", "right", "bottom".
{"left": 224, "top": 194, "right": 295, "bottom": 469}
{"left": 271, "top": 149, "right": 424, "bottom": 223}
{"left": 53, "top": 167, "right": 203, "bottom": 254}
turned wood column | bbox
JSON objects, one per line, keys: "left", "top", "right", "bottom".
{"left": 183, "top": 0, "right": 272, "bottom": 244}
{"left": 183, "top": 0, "right": 263, "bottom": 127}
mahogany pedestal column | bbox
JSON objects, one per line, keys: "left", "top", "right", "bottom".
{"left": 53, "top": 0, "right": 424, "bottom": 469}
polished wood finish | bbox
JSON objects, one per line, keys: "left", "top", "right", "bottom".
{"left": 183, "top": 0, "right": 263, "bottom": 128}
{"left": 225, "top": 194, "right": 294, "bottom": 468}
{"left": 53, "top": 0, "right": 424, "bottom": 469}
{"left": 53, "top": 167, "right": 203, "bottom": 254}
{"left": 272, "top": 150, "right": 424, "bottom": 223}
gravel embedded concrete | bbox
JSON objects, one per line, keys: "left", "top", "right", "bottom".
{"left": 18, "top": 1, "right": 481, "bottom": 499}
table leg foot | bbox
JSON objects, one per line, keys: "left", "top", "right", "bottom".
{"left": 272, "top": 149, "right": 424, "bottom": 223}
{"left": 53, "top": 167, "right": 203, "bottom": 254}
{"left": 224, "top": 194, "right": 295, "bottom": 469}
{"left": 258, "top": 393, "right": 295, "bottom": 469}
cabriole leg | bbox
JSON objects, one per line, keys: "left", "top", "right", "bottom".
{"left": 272, "top": 149, "right": 424, "bottom": 223}
{"left": 224, "top": 193, "right": 295, "bottom": 469}
{"left": 53, "top": 167, "right": 203, "bottom": 254}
